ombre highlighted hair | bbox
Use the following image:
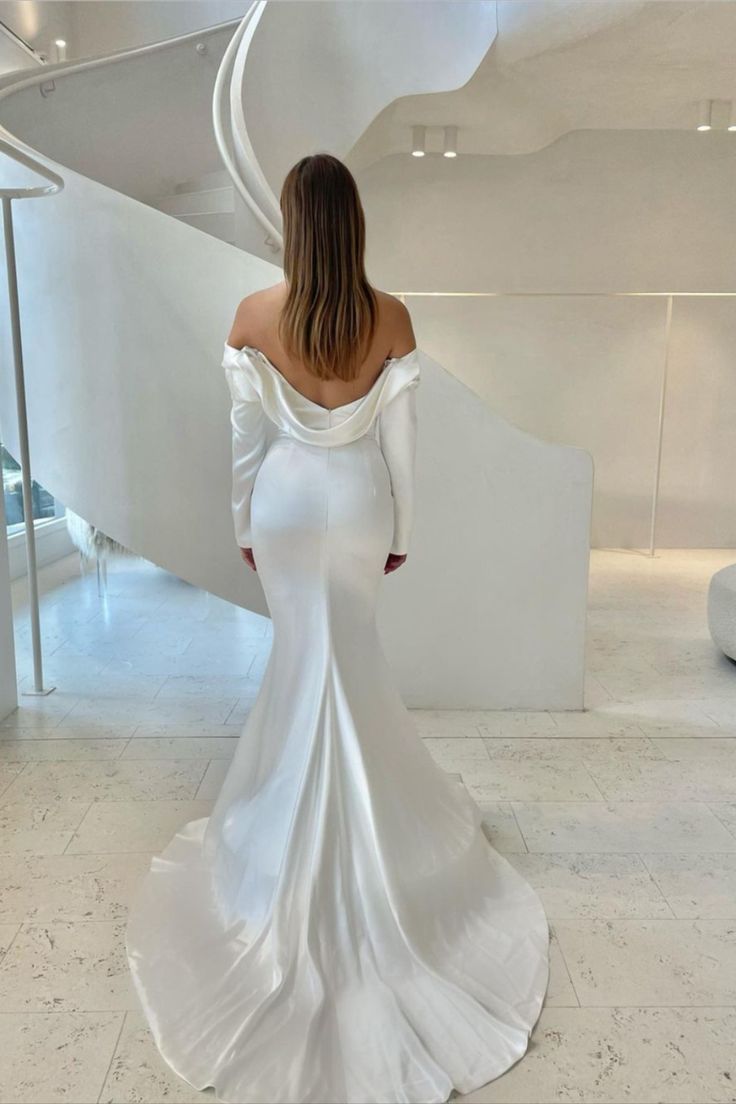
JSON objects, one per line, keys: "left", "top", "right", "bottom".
{"left": 278, "top": 153, "right": 378, "bottom": 382}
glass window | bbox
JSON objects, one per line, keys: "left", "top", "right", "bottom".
{"left": 2, "top": 445, "right": 65, "bottom": 532}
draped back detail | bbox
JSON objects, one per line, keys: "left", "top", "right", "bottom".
{"left": 222, "top": 342, "right": 420, "bottom": 448}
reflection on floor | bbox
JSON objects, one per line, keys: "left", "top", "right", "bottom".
{"left": 1, "top": 548, "right": 735, "bottom": 1103}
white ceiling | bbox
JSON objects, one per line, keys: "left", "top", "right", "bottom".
{"left": 351, "top": 0, "right": 736, "bottom": 164}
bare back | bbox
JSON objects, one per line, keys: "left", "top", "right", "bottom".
{"left": 226, "top": 281, "right": 416, "bottom": 412}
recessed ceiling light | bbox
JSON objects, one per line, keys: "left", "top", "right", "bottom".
{"left": 411, "top": 125, "right": 426, "bottom": 158}
{"left": 697, "top": 99, "right": 713, "bottom": 131}
{"left": 443, "top": 125, "right": 458, "bottom": 158}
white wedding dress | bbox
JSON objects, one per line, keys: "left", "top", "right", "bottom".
{"left": 125, "top": 342, "right": 550, "bottom": 1104}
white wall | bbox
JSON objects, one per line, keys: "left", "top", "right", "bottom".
{"left": 358, "top": 131, "right": 736, "bottom": 548}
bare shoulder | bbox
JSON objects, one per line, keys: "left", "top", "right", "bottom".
{"left": 373, "top": 289, "right": 416, "bottom": 358}
{"left": 226, "top": 282, "right": 285, "bottom": 348}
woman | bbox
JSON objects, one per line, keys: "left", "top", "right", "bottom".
{"left": 126, "top": 153, "right": 550, "bottom": 1104}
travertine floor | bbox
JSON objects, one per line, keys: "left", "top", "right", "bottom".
{"left": 1, "top": 548, "right": 735, "bottom": 1103}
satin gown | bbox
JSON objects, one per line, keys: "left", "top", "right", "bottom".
{"left": 125, "top": 342, "right": 550, "bottom": 1104}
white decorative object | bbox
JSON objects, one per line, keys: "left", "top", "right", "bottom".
{"left": 707, "top": 564, "right": 736, "bottom": 660}
{"left": 64, "top": 508, "right": 136, "bottom": 594}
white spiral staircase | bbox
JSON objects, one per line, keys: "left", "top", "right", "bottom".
{"left": 0, "top": 2, "right": 593, "bottom": 710}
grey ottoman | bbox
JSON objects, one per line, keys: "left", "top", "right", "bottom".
{"left": 708, "top": 564, "right": 736, "bottom": 661}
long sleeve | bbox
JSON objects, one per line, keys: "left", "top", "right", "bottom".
{"left": 378, "top": 380, "right": 419, "bottom": 556}
{"left": 230, "top": 395, "right": 268, "bottom": 548}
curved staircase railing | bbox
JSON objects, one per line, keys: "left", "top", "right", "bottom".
{"left": 212, "top": 2, "right": 282, "bottom": 253}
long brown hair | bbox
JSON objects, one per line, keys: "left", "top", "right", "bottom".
{"left": 278, "top": 153, "right": 378, "bottom": 382}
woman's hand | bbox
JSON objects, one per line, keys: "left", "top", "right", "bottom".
{"left": 240, "top": 547, "right": 257, "bottom": 571}
{"left": 384, "top": 553, "right": 407, "bottom": 575}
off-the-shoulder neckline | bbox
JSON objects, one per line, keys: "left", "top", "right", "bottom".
{"left": 224, "top": 343, "right": 417, "bottom": 413}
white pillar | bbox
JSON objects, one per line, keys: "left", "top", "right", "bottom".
{"left": 0, "top": 486, "right": 18, "bottom": 720}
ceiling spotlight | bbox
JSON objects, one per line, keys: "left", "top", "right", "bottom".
{"left": 411, "top": 125, "right": 426, "bottom": 158}
{"left": 697, "top": 99, "right": 713, "bottom": 131}
{"left": 443, "top": 125, "right": 458, "bottom": 158}
{"left": 54, "top": 39, "right": 66, "bottom": 47}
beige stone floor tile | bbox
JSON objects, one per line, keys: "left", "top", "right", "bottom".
{"left": 0, "top": 801, "right": 91, "bottom": 854}
{"left": 66, "top": 800, "right": 213, "bottom": 854}
{"left": 636, "top": 720, "right": 726, "bottom": 740}
{"left": 553, "top": 918, "right": 736, "bottom": 1006}
{"left": 478, "top": 804, "right": 529, "bottom": 854}
{"left": 0, "top": 693, "right": 80, "bottom": 730}
{"left": 544, "top": 930, "right": 579, "bottom": 1007}
{"left": 58, "top": 695, "right": 238, "bottom": 728}
{"left": 98, "top": 1009, "right": 216, "bottom": 1103}
{"left": 0, "top": 852, "right": 153, "bottom": 924}
{"left": 581, "top": 674, "right": 614, "bottom": 708}
{"left": 512, "top": 800, "right": 736, "bottom": 853}
{"left": 0, "top": 737, "right": 127, "bottom": 760}
{"left": 423, "top": 737, "right": 490, "bottom": 770}
{"left": 590, "top": 699, "right": 720, "bottom": 730}
{"left": 0, "top": 920, "right": 137, "bottom": 1011}
{"left": 196, "top": 760, "right": 230, "bottom": 800}
{"left": 0, "top": 761, "right": 27, "bottom": 798}
{"left": 509, "top": 852, "right": 673, "bottom": 919}
{"left": 120, "top": 736, "right": 238, "bottom": 760}
{"left": 409, "top": 710, "right": 489, "bottom": 737}
{"left": 177, "top": 641, "right": 262, "bottom": 679}
{"left": 154, "top": 674, "right": 264, "bottom": 698}
{"left": 462, "top": 761, "right": 602, "bottom": 803}
{"left": 585, "top": 756, "right": 736, "bottom": 802}
{"left": 652, "top": 735, "right": 736, "bottom": 758}
{"left": 639, "top": 852, "right": 736, "bottom": 918}
{"left": 476, "top": 712, "right": 558, "bottom": 739}
{"left": 221, "top": 700, "right": 255, "bottom": 727}
{"left": 0, "top": 724, "right": 137, "bottom": 741}
{"left": 699, "top": 698, "right": 736, "bottom": 727}
{"left": 0, "top": 1010, "right": 124, "bottom": 1103}
{"left": 37, "top": 663, "right": 166, "bottom": 700}
{"left": 0, "top": 923, "right": 20, "bottom": 963}
{"left": 546, "top": 711, "right": 650, "bottom": 737}
{"left": 708, "top": 801, "right": 736, "bottom": 838}
{"left": 0, "top": 759, "right": 209, "bottom": 805}
{"left": 481, "top": 735, "right": 663, "bottom": 763}
{"left": 456, "top": 1006, "right": 736, "bottom": 1103}
{"left": 129, "top": 722, "right": 247, "bottom": 739}
{"left": 596, "top": 670, "right": 736, "bottom": 703}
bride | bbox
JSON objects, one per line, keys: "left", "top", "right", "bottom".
{"left": 126, "top": 152, "right": 550, "bottom": 1104}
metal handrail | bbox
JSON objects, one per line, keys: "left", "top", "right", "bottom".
{"left": 0, "top": 135, "right": 63, "bottom": 197}
{"left": 0, "top": 18, "right": 45, "bottom": 63}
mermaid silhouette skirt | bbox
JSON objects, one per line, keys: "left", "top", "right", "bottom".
{"left": 125, "top": 431, "right": 551, "bottom": 1104}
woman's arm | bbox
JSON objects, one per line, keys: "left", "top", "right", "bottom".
{"left": 230, "top": 394, "right": 268, "bottom": 552}
{"left": 379, "top": 295, "right": 419, "bottom": 569}
{"left": 224, "top": 295, "right": 269, "bottom": 564}
{"left": 379, "top": 381, "right": 419, "bottom": 561}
